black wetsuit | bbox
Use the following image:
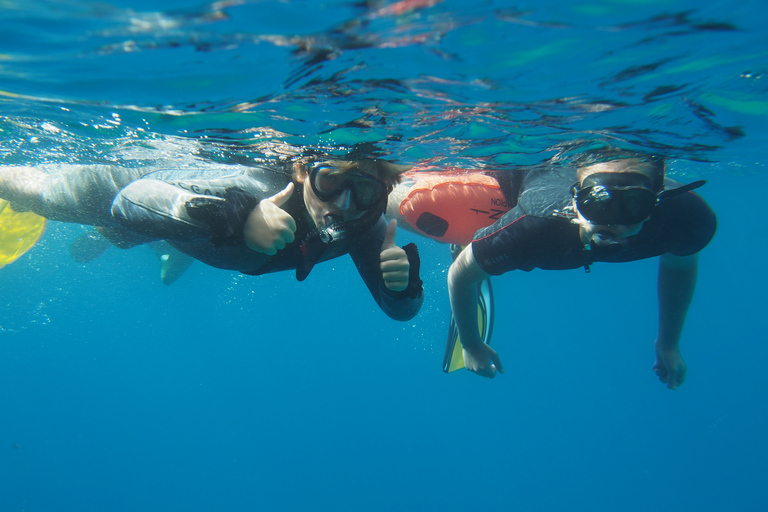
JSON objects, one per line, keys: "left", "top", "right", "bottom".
{"left": 4, "top": 163, "right": 422, "bottom": 321}
{"left": 471, "top": 166, "right": 717, "bottom": 275}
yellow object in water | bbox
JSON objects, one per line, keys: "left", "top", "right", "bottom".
{"left": 443, "top": 245, "right": 494, "bottom": 373}
{"left": 443, "top": 277, "right": 494, "bottom": 373}
{"left": 0, "top": 199, "right": 47, "bottom": 268}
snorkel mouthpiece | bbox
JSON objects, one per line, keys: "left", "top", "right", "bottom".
{"left": 591, "top": 232, "right": 617, "bottom": 247}
{"left": 296, "top": 198, "right": 386, "bottom": 281}
{"left": 318, "top": 222, "right": 350, "bottom": 243}
{"left": 589, "top": 232, "right": 625, "bottom": 255}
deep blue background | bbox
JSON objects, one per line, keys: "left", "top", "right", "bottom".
{"left": 3, "top": 169, "right": 766, "bottom": 511}
{"left": 2, "top": 0, "right": 767, "bottom": 510}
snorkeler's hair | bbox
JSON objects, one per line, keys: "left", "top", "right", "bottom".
{"left": 575, "top": 146, "right": 665, "bottom": 192}
{"left": 293, "top": 157, "right": 411, "bottom": 192}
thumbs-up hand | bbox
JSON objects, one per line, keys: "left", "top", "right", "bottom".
{"left": 244, "top": 183, "right": 297, "bottom": 255}
{"left": 380, "top": 219, "right": 410, "bottom": 292}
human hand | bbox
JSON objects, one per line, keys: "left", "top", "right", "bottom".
{"left": 653, "top": 340, "right": 687, "bottom": 390}
{"left": 244, "top": 183, "right": 297, "bottom": 255}
{"left": 463, "top": 342, "right": 504, "bottom": 379}
{"left": 379, "top": 219, "right": 410, "bottom": 292}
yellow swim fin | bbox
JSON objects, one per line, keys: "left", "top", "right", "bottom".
{"left": 0, "top": 200, "right": 47, "bottom": 268}
{"left": 443, "top": 245, "right": 494, "bottom": 373}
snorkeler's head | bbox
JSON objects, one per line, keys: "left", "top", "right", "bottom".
{"left": 294, "top": 157, "right": 409, "bottom": 230}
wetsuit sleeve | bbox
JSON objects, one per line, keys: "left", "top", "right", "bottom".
{"left": 111, "top": 179, "right": 259, "bottom": 244}
{"left": 471, "top": 205, "right": 584, "bottom": 274}
{"left": 471, "top": 206, "right": 535, "bottom": 274}
{"left": 663, "top": 192, "right": 717, "bottom": 256}
{"left": 349, "top": 216, "right": 424, "bottom": 321}
{"left": 603, "top": 191, "right": 718, "bottom": 263}
{"left": 185, "top": 187, "right": 259, "bottom": 246}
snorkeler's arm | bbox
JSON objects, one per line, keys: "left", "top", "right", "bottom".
{"left": 113, "top": 177, "right": 269, "bottom": 246}
{"left": 111, "top": 179, "right": 219, "bottom": 241}
{"left": 447, "top": 245, "right": 503, "bottom": 378}
{"left": 350, "top": 216, "right": 423, "bottom": 321}
{"left": 653, "top": 252, "right": 698, "bottom": 390}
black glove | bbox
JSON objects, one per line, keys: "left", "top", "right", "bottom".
{"left": 185, "top": 187, "right": 259, "bottom": 247}
{"left": 398, "top": 242, "right": 423, "bottom": 299}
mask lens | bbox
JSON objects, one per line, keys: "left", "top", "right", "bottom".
{"left": 310, "top": 164, "right": 385, "bottom": 209}
{"left": 349, "top": 175, "right": 384, "bottom": 208}
{"left": 312, "top": 165, "right": 344, "bottom": 197}
{"left": 620, "top": 188, "right": 657, "bottom": 223}
{"left": 576, "top": 185, "right": 656, "bottom": 225}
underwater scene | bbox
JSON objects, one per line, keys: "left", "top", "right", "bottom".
{"left": 1, "top": 0, "right": 767, "bottom": 510}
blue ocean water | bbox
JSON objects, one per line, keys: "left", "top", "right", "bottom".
{"left": 1, "top": 0, "right": 767, "bottom": 510}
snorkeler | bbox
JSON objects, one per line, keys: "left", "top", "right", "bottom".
{"left": 0, "top": 157, "right": 423, "bottom": 321}
{"left": 446, "top": 150, "right": 716, "bottom": 389}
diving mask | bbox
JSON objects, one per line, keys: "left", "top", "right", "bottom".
{"left": 573, "top": 172, "right": 658, "bottom": 226}
{"left": 309, "top": 163, "right": 387, "bottom": 211}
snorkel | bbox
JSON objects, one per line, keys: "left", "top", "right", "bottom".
{"left": 565, "top": 149, "right": 707, "bottom": 259}
{"left": 315, "top": 202, "right": 384, "bottom": 244}
{"left": 574, "top": 164, "right": 706, "bottom": 253}
{"left": 295, "top": 163, "right": 390, "bottom": 281}
{"left": 291, "top": 150, "right": 409, "bottom": 281}
{"left": 296, "top": 196, "right": 387, "bottom": 281}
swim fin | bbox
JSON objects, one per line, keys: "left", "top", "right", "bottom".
{"left": 0, "top": 199, "right": 47, "bottom": 269}
{"left": 69, "top": 228, "right": 112, "bottom": 263}
{"left": 150, "top": 241, "right": 195, "bottom": 286}
{"left": 442, "top": 245, "right": 494, "bottom": 373}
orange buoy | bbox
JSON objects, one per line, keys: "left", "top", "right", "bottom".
{"left": 398, "top": 171, "right": 511, "bottom": 245}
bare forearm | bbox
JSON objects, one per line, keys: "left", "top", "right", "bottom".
{"left": 448, "top": 246, "right": 487, "bottom": 347}
{"left": 657, "top": 253, "right": 698, "bottom": 350}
